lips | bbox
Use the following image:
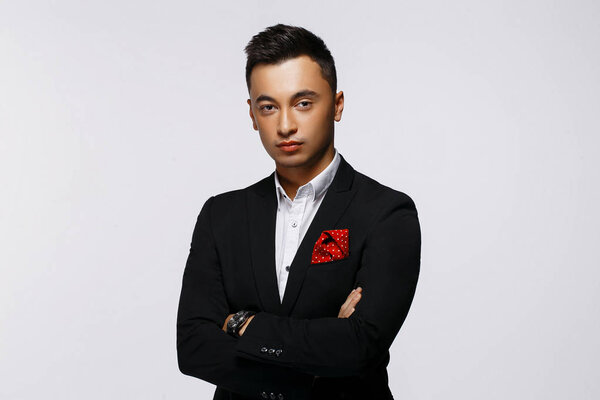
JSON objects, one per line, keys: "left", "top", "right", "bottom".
{"left": 277, "top": 141, "right": 302, "bottom": 147}
{"left": 278, "top": 141, "right": 302, "bottom": 152}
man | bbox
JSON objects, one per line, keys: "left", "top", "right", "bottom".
{"left": 177, "top": 24, "right": 421, "bottom": 400}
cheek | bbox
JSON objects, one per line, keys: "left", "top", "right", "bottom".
{"left": 255, "top": 117, "right": 275, "bottom": 136}
{"left": 305, "top": 105, "right": 332, "bottom": 124}
{"left": 300, "top": 112, "right": 333, "bottom": 139}
{"left": 256, "top": 124, "right": 278, "bottom": 153}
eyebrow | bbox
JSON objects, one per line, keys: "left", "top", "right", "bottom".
{"left": 255, "top": 90, "right": 320, "bottom": 103}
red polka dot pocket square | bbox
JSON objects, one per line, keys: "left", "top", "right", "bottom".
{"left": 311, "top": 229, "right": 350, "bottom": 264}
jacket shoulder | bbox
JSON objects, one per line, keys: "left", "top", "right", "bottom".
{"left": 353, "top": 170, "right": 417, "bottom": 212}
{"left": 202, "top": 174, "right": 270, "bottom": 214}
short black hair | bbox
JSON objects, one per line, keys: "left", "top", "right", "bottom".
{"left": 244, "top": 24, "right": 337, "bottom": 96}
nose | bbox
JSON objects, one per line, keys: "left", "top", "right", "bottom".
{"left": 277, "top": 107, "right": 297, "bottom": 136}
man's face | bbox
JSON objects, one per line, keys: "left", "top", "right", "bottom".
{"left": 247, "top": 55, "right": 344, "bottom": 171}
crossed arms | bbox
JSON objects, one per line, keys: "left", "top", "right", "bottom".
{"left": 176, "top": 193, "right": 421, "bottom": 398}
{"left": 221, "top": 286, "right": 363, "bottom": 336}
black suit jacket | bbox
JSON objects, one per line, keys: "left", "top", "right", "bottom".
{"left": 177, "top": 154, "right": 421, "bottom": 400}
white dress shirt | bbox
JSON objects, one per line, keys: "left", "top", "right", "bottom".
{"left": 273, "top": 148, "right": 342, "bottom": 302}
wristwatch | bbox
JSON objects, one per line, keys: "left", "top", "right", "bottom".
{"left": 226, "top": 310, "right": 256, "bottom": 337}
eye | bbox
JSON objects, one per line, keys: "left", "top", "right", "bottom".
{"left": 259, "top": 104, "right": 276, "bottom": 113}
{"left": 297, "top": 101, "right": 312, "bottom": 109}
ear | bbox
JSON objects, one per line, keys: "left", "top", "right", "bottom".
{"left": 247, "top": 99, "right": 258, "bottom": 131}
{"left": 333, "top": 91, "right": 344, "bottom": 122}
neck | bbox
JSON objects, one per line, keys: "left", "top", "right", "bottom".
{"left": 276, "top": 145, "right": 335, "bottom": 201}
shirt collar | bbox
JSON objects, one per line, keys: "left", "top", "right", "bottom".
{"left": 274, "top": 147, "right": 341, "bottom": 205}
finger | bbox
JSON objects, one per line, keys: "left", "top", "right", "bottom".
{"left": 339, "top": 289, "right": 357, "bottom": 316}
{"left": 339, "top": 289, "right": 355, "bottom": 311}
{"left": 339, "top": 291, "right": 362, "bottom": 318}
{"left": 343, "top": 288, "right": 363, "bottom": 317}
{"left": 345, "top": 287, "right": 361, "bottom": 304}
{"left": 338, "top": 287, "right": 363, "bottom": 318}
{"left": 346, "top": 292, "right": 362, "bottom": 312}
{"left": 340, "top": 302, "right": 357, "bottom": 318}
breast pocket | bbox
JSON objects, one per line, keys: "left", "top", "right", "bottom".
{"left": 300, "top": 255, "right": 358, "bottom": 317}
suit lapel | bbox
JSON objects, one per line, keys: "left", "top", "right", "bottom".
{"left": 246, "top": 172, "right": 282, "bottom": 314}
{"left": 246, "top": 154, "right": 357, "bottom": 316}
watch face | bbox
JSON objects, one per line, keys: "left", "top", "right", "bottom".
{"left": 227, "top": 311, "right": 245, "bottom": 332}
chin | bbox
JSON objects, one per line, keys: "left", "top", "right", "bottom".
{"left": 275, "top": 155, "right": 307, "bottom": 168}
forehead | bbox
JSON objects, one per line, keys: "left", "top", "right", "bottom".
{"left": 249, "top": 55, "right": 329, "bottom": 100}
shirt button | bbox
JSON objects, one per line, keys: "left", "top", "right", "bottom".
{"left": 278, "top": 394, "right": 284, "bottom": 400}
{"left": 260, "top": 347, "right": 268, "bottom": 353}
{"left": 285, "top": 265, "right": 290, "bottom": 272}
{"left": 270, "top": 393, "right": 276, "bottom": 400}
{"left": 291, "top": 221, "right": 297, "bottom": 228}
{"left": 268, "top": 348, "right": 275, "bottom": 355}
{"left": 261, "top": 391, "right": 268, "bottom": 398}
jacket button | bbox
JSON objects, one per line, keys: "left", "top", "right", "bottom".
{"left": 275, "top": 349, "right": 282, "bottom": 357}
{"left": 260, "top": 347, "right": 268, "bottom": 353}
{"left": 268, "top": 348, "right": 275, "bottom": 355}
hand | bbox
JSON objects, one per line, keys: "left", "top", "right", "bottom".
{"left": 338, "top": 287, "right": 362, "bottom": 318}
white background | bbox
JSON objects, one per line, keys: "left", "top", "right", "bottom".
{"left": 1, "top": 1, "right": 599, "bottom": 399}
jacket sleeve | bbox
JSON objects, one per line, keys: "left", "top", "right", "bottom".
{"left": 234, "top": 194, "right": 421, "bottom": 378}
{"left": 176, "top": 196, "right": 314, "bottom": 400}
